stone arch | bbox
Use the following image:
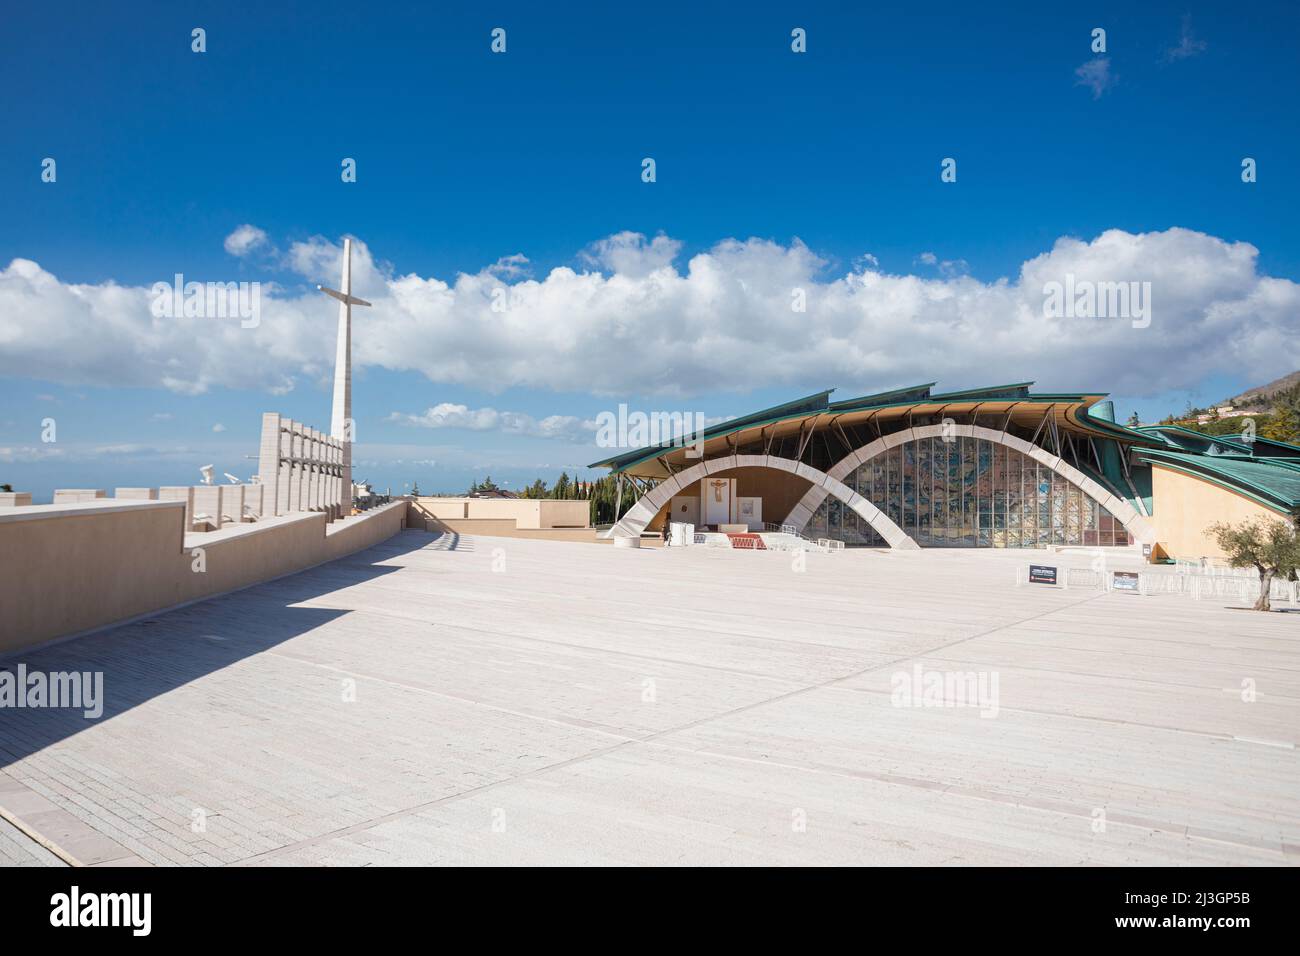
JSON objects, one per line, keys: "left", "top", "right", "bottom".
{"left": 785, "top": 423, "right": 1155, "bottom": 545}
{"left": 609, "top": 454, "right": 920, "bottom": 548}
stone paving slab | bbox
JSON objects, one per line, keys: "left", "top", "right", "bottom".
{"left": 0, "top": 771, "right": 139, "bottom": 865}
{"left": 1, "top": 530, "right": 1297, "bottom": 866}
{"left": 0, "top": 812, "right": 64, "bottom": 867}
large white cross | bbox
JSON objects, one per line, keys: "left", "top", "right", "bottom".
{"left": 318, "top": 237, "right": 371, "bottom": 512}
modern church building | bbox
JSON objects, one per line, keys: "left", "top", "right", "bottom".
{"left": 592, "top": 382, "right": 1300, "bottom": 559}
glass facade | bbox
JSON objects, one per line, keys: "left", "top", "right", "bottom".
{"left": 804, "top": 435, "right": 1131, "bottom": 548}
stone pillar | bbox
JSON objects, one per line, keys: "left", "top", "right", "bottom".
{"left": 0, "top": 492, "right": 33, "bottom": 507}
{"left": 277, "top": 422, "right": 292, "bottom": 515}
{"left": 338, "top": 437, "right": 348, "bottom": 520}
{"left": 245, "top": 482, "right": 264, "bottom": 519}
{"left": 258, "top": 412, "right": 282, "bottom": 517}
{"left": 192, "top": 485, "right": 225, "bottom": 530}
{"left": 226, "top": 485, "right": 247, "bottom": 523}
{"left": 159, "top": 486, "right": 195, "bottom": 530}
{"left": 288, "top": 421, "right": 304, "bottom": 512}
{"left": 309, "top": 429, "right": 321, "bottom": 510}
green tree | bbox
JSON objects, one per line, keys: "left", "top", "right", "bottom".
{"left": 1207, "top": 517, "right": 1300, "bottom": 611}
{"left": 0, "top": 483, "right": 11, "bottom": 493}
{"left": 1262, "top": 404, "right": 1300, "bottom": 445}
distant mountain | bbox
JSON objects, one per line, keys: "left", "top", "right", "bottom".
{"left": 1157, "top": 370, "right": 1300, "bottom": 444}
{"left": 1229, "top": 371, "right": 1300, "bottom": 406}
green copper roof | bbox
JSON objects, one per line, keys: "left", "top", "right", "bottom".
{"left": 587, "top": 388, "right": 834, "bottom": 471}
{"left": 1217, "top": 433, "right": 1300, "bottom": 458}
{"left": 1136, "top": 425, "right": 1255, "bottom": 455}
{"left": 588, "top": 381, "right": 1118, "bottom": 472}
{"left": 1137, "top": 449, "right": 1300, "bottom": 512}
{"left": 828, "top": 383, "right": 936, "bottom": 412}
{"left": 927, "top": 382, "right": 1035, "bottom": 402}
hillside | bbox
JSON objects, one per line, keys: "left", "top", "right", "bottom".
{"left": 1157, "top": 369, "right": 1300, "bottom": 444}
{"left": 1228, "top": 370, "right": 1300, "bottom": 406}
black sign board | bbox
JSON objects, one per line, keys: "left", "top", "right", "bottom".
{"left": 1028, "top": 564, "right": 1057, "bottom": 585}
{"left": 1112, "top": 571, "right": 1140, "bottom": 592}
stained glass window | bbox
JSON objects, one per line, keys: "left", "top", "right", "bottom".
{"left": 808, "top": 437, "right": 1132, "bottom": 549}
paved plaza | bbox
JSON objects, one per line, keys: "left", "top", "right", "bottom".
{"left": 0, "top": 530, "right": 1296, "bottom": 866}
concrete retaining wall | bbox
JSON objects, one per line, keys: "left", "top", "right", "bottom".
{"left": 0, "top": 499, "right": 407, "bottom": 656}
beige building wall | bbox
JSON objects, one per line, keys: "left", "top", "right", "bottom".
{"left": 1150, "top": 465, "right": 1289, "bottom": 560}
{"left": 0, "top": 499, "right": 407, "bottom": 655}
{"left": 536, "top": 500, "right": 589, "bottom": 529}
{"left": 417, "top": 498, "right": 469, "bottom": 519}
{"left": 467, "top": 498, "right": 543, "bottom": 526}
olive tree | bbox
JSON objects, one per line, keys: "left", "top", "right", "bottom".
{"left": 1207, "top": 517, "right": 1300, "bottom": 611}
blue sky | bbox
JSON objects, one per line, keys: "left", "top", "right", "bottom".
{"left": 2, "top": 1, "right": 1298, "bottom": 500}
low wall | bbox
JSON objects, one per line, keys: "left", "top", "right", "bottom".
{"left": 419, "top": 516, "right": 601, "bottom": 543}
{"left": 409, "top": 497, "right": 590, "bottom": 529}
{"left": 0, "top": 499, "right": 407, "bottom": 656}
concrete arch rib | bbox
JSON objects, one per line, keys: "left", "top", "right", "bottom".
{"left": 785, "top": 424, "right": 1154, "bottom": 545}
{"left": 609, "top": 454, "right": 920, "bottom": 549}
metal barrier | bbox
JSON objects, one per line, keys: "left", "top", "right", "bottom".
{"left": 762, "top": 523, "right": 843, "bottom": 553}
{"left": 1017, "top": 562, "right": 1298, "bottom": 605}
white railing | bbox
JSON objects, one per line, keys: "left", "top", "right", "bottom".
{"left": 1065, "top": 567, "right": 1104, "bottom": 590}
{"left": 761, "top": 522, "right": 842, "bottom": 554}
{"left": 1016, "top": 562, "right": 1298, "bottom": 604}
{"left": 1189, "top": 574, "right": 1297, "bottom": 603}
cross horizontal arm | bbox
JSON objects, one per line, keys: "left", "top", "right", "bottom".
{"left": 317, "top": 285, "right": 372, "bottom": 308}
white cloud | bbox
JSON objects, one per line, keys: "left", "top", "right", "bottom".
{"left": 2, "top": 227, "right": 1299, "bottom": 404}
{"left": 223, "top": 224, "right": 268, "bottom": 257}
{"left": 0, "top": 442, "right": 193, "bottom": 464}
{"left": 1164, "top": 16, "right": 1207, "bottom": 62}
{"left": 0, "top": 445, "right": 65, "bottom": 464}
{"left": 390, "top": 403, "right": 594, "bottom": 443}
{"left": 485, "top": 253, "right": 531, "bottom": 280}
{"left": 915, "top": 252, "right": 968, "bottom": 277}
{"left": 212, "top": 423, "right": 226, "bottom": 433}
{"left": 581, "top": 231, "right": 683, "bottom": 278}
{"left": 1075, "top": 58, "right": 1115, "bottom": 99}
{"left": 389, "top": 403, "right": 734, "bottom": 445}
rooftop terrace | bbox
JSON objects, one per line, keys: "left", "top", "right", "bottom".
{"left": 0, "top": 531, "right": 1296, "bottom": 865}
